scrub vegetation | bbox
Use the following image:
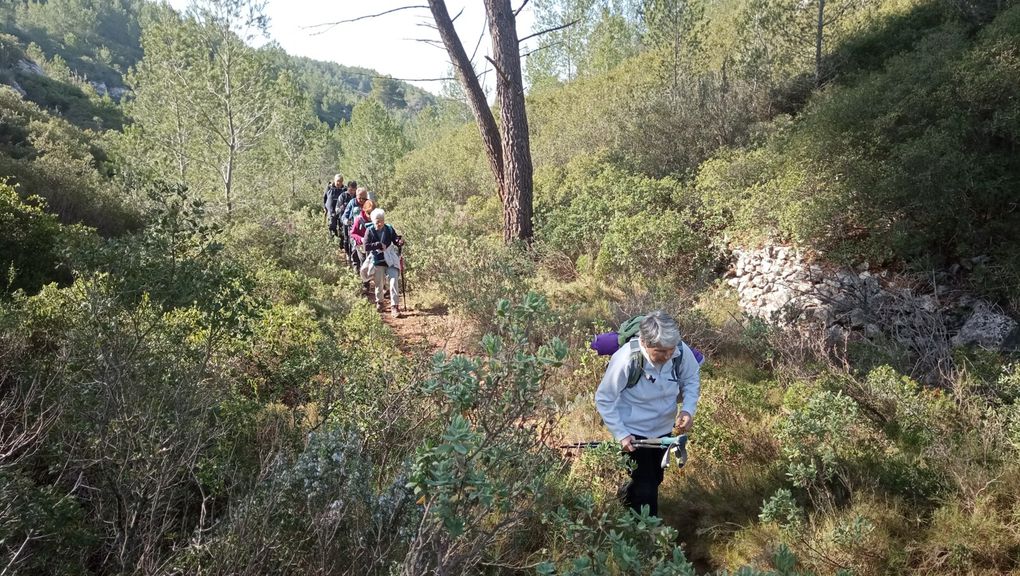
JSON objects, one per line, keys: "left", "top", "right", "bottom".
{"left": 2, "top": 0, "right": 1020, "bottom": 574}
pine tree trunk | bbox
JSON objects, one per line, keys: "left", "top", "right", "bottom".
{"left": 428, "top": 0, "right": 505, "bottom": 195}
{"left": 485, "top": 0, "right": 533, "bottom": 244}
{"left": 428, "top": 0, "right": 534, "bottom": 245}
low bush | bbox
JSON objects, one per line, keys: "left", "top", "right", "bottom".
{"left": 697, "top": 5, "right": 1020, "bottom": 302}
{"left": 535, "top": 156, "right": 718, "bottom": 289}
{"left": 0, "top": 86, "right": 137, "bottom": 234}
{"left": 0, "top": 181, "right": 69, "bottom": 294}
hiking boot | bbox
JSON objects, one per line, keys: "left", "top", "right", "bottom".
{"left": 376, "top": 302, "right": 384, "bottom": 312}
{"left": 391, "top": 306, "right": 401, "bottom": 318}
{"left": 362, "top": 281, "right": 371, "bottom": 294}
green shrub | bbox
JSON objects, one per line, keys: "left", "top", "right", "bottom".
{"left": 778, "top": 384, "right": 861, "bottom": 491}
{"left": 0, "top": 182, "right": 67, "bottom": 294}
{"left": 415, "top": 233, "right": 535, "bottom": 332}
{"left": 406, "top": 294, "right": 568, "bottom": 572}
{"left": 391, "top": 121, "right": 494, "bottom": 206}
{"left": 594, "top": 209, "right": 714, "bottom": 285}
{"left": 0, "top": 33, "right": 26, "bottom": 67}
{"left": 535, "top": 156, "right": 717, "bottom": 288}
{"left": 100, "top": 184, "right": 257, "bottom": 322}
{"left": 696, "top": 5, "right": 1020, "bottom": 301}
{"left": 0, "top": 471, "right": 93, "bottom": 575}
{"left": 0, "top": 87, "right": 137, "bottom": 234}
{"left": 760, "top": 488, "right": 803, "bottom": 529}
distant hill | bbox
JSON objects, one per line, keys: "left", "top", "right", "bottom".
{"left": 282, "top": 55, "right": 436, "bottom": 126}
{"left": 0, "top": 0, "right": 434, "bottom": 129}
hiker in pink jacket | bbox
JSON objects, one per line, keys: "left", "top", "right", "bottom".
{"left": 349, "top": 198, "right": 375, "bottom": 291}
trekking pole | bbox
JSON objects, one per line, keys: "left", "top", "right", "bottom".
{"left": 558, "top": 441, "right": 608, "bottom": 450}
{"left": 558, "top": 435, "right": 688, "bottom": 469}
{"left": 399, "top": 244, "right": 408, "bottom": 310}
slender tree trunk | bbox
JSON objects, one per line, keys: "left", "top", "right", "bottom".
{"left": 485, "top": 0, "right": 533, "bottom": 243}
{"left": 428, "top": 0, "right": 534, "bottom": 244}
{"left": 224, "top": 47, "right": 235, "bottom": 216}
{"left": 224, "top": 151, "right": 234, "bottom": 215}
{"left": 173, "top": 100, "right": 188, "bottom": 186}
{"left": 815, "top": 0, "right": 825, "bottom": 87}
{"left": 428, "top": 0, "right": 505, "bottom": 195}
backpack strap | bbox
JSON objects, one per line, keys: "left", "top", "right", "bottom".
{"left": 625, "top": 339, "right": 643, "bottom": 389}
{"left": 623, "top": 339, "right": 687, "bottom": 391}
{"left": 671, "top": 344, "right": 686, "bottom": 383}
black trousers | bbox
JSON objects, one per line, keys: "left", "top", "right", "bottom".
{"left": 622, "top": 435, "right": 665, "bottom": 517}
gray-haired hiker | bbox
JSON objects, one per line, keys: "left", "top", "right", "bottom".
{"left": 364, "top": 208, "right": 404, "bottom": 318}
{"left": 595, "top": 311, "right": 701, "bottom": 516}
{"left": 323, "top": 174, "right": 346, "bottom": 239}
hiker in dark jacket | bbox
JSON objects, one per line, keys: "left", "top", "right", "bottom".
{"left": 336, "top": 180, "right": 356, "bottom": 255}
{"left": 595, "top": 311, "right": 700, "bottom": 517}
{"left": 323, "top": 174, "right": 346, "bottom": 238}
{"left": 363, "top": 208, "right": 404, "bottom": 318}
{"left": 338, "top": 180, "right": 354, "bottom": 221}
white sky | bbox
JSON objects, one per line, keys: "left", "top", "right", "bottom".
{"left": 165, "top": 0, "right": 537, "bottom": 95}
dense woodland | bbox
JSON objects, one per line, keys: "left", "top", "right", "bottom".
{"left": 2, "top": 0, "right": 1020, "bottom": 574}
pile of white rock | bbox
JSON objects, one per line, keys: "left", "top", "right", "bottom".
{"left": 725, "top": 246, "right": 1018, "bottom": 351}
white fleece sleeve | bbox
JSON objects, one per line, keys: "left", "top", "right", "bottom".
{"left": 678, "top": 344, "right": 701, "bottom": 417}
{"left": 595, "top": 349, "right": 633, "bottom": 441}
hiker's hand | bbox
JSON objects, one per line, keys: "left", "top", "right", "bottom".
{"left": 620, "top": 435, "right": 636, "bottom": 453}
{"left": 675, "top": 411, "right": 693, "bottom": 433}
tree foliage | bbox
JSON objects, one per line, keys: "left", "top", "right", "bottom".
{"left": 339, "top": 97, "right": 409, "bottom": 191}
{"left": 4, "top": 0, "right": 1020, "bottom": 573}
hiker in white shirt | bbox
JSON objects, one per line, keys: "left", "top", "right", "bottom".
{"left": 595, "top": 310, "right": 700, "bottom": 516}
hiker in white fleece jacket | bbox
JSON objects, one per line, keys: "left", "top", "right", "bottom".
{"left": 595, "top": 310, "right": 700, "bottom": 516}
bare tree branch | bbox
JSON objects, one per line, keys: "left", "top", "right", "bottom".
{"left": 517, "top": 19, "right": 579, "bottom": 44}
{"left": 514, "top": 0, "right": 531, "bottom": 17}
{"left": 485, "top": 55, "right": 510, "bottom": 86}
{"left": 342, "top": 70, "right": 492, "bottom": 83}
{"left": 305, "top": 5, "right": 428, "bottom": 34}
{"left": 470, "top": 22, "right": 488, "bottom": 64}
{"left": 2, "top": 531, "right": 34, "bottom": 576}
{"left": 408, "top": 37, "right": 447, "bottom": 50}
{"left": 520, "top": 39, "right": 564, "bottom": 59}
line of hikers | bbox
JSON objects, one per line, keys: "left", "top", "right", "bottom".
{"left": 329, "top": 174, "right": 702, "bottom": 519}
{"left": 323, "top": 174, "right": 405, "bottom": 318}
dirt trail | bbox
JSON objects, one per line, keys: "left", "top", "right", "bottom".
{"left": 369, "top": 294, "right": 475, "bottom": 355}
{"left": 344, "top": 243, "right": 473, "bottom": 355}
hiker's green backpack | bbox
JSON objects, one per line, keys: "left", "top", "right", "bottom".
{"left": 590, "top": 315, "right": 704, "bottom": 389}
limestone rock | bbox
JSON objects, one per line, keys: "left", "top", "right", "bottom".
{"left": 3, "top": 81, "right": 26, "bottom": 97}
{"left": 951, "top": 302, "right": 1018, "bottom": 349}
{"left": 16, "top": 59, "right": 45, "bottom": 76}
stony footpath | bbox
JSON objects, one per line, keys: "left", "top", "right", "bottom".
{"left": 724, "top": 246, "right": 1018, "bottom": 352}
